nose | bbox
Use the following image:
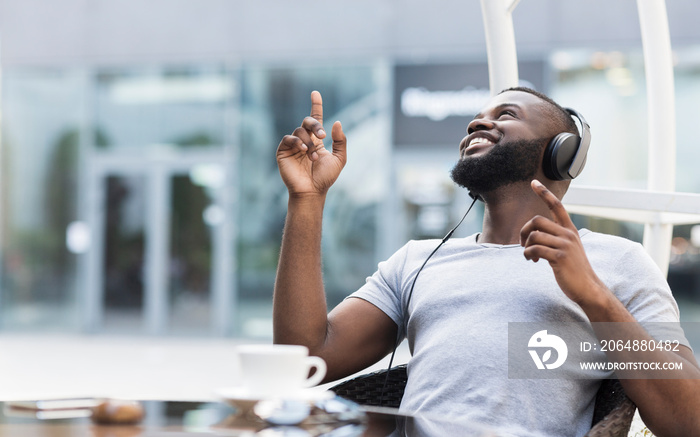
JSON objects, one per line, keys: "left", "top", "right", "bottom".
{"left": 466, "top": 116, "right": 495, "bottom": 135}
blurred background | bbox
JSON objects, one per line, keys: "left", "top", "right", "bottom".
{"left": 1, "top": 0, "right": 700, "bottom": 343}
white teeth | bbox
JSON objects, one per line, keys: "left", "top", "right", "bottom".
{"left": 469, "top": 137, "right": 494, "bottom": 147}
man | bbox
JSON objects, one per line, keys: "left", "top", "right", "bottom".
{"left": 273, "top": 87, "right": 700, "bottom": 436}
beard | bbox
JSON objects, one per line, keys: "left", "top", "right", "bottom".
{"left": 450, "top": 138, "right": 547, "bottom": 196}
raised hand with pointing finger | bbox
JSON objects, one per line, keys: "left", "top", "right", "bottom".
{"left": 276, "top": 91, "right": 347, "bottom": 197}
{"left": 520, "top": 179, "right": 608, "bottom": 308}
{"left": 273, "top": 90, "right": 397, "bottom": 383}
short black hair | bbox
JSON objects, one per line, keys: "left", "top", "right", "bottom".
{"left": 499, "top": 86, "right": 578, "bottom": 136}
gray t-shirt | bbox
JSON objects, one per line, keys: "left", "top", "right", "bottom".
{"left": 349, "top": 229, "right": 685, "bottom": 437}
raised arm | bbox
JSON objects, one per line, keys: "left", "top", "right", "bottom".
{"left": 520, "top": 179, "right": 700, "bottom": 436}
{"left": 273, "top": 91, "right": 398, "bottom": 383}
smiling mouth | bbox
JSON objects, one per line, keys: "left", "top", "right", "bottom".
{"left": 469, "top": 137, "right": 495, "bottom": 148}
{"left": 463, "top": 137, "right": 496, "bottom": 156}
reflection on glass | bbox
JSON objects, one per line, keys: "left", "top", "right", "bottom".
{"left": 95, "top": 66, "right": 232, "bottom": 151}
{"left": 102, "top": 175, "right": 146, "bottom": 333}
{"left": 169, "top": 174, "right": 213, "bottom": 335}
{"left": 395, "top": 414, "right": 494, "bottom": 437}
{"left": 1, "top": 69, "right": 84, "bottom": 331}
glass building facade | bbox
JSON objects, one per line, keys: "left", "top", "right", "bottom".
{"left": 0, "top": 62, "right": 392, "bottom": 336}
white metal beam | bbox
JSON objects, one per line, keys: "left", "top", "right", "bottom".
{"left": 566, "top": 186, "right": 700, "bottom": 217}
{"left": 480, "top": 0, "right": 519, "bottom": 95}
{"left": 637, "top": 0, "right": 677, "bottom": 275}
{"left": 565, "top": 186, "right": 700, "bottom": 225}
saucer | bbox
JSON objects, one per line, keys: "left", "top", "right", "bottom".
{"left": 216, "top": 386, "right": 334, "bottom": 411}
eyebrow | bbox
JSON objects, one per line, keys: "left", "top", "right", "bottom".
{"left": 473, "top": 102, "right": 523, "bottom": 120}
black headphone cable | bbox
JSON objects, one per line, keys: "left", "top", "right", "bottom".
{"left": 378, "top": 196, "right": 479, "bottom": 406}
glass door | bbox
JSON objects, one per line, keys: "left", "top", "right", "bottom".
{"left": 82, "top": 150, "right": 234, "bottom": 335}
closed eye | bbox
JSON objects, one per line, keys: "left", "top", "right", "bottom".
{"left": 499, "top": 110, "right": 516, "bottom": 118}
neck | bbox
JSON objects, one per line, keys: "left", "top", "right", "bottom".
{"left": 477, "top": 182, "right": 554, "bottom": 245}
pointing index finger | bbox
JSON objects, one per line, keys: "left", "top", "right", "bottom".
{"left": 531, "top": 179, "right": 574, "bottom": 228}
{"left": 310, "top": 90, "right": 323, "bottom": 125}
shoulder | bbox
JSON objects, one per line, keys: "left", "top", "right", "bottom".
{"left": 578, "top": 229, "right": 646, "bottom": 258}
{"left": 377, "top": 234, "right": 480, "bottom": 273}
{"left": 579, "top": 229, "right": 674, "bottom": 301}
{"left": 579, "top": 228, "right": 640, "bottom": 249}
{"left": 578, "top": 229, "right": 664, "bottom": 276}
{"left": 373, "top": 239, "right": 444, "bottom": 274}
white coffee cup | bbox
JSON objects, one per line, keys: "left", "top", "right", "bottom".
{"left": 236, "top": 344, "right": 327, "bottom": 397}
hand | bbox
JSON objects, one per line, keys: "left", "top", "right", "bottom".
{"left": 520, "top": 180, "right": 607, "bottom": 306}
{"left": 276, "top": 91, "right": 347, "bottom": 197}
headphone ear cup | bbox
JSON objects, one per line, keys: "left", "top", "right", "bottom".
{"left": 543, "top": 133, "right": 580, "bottom": 181}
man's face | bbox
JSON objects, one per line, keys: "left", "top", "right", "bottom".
{"left": 450, "top": 91, "right": 554, "bottom": 196}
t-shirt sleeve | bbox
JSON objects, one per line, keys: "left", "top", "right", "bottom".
{"left": 611, "top": 242, "right": 679, "bottom": 322}
{"left": 346, "top": 242, "right": 412, "bottom": 340}
{"left": 607, "top": 240, "right": 691, "bottom": 349}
